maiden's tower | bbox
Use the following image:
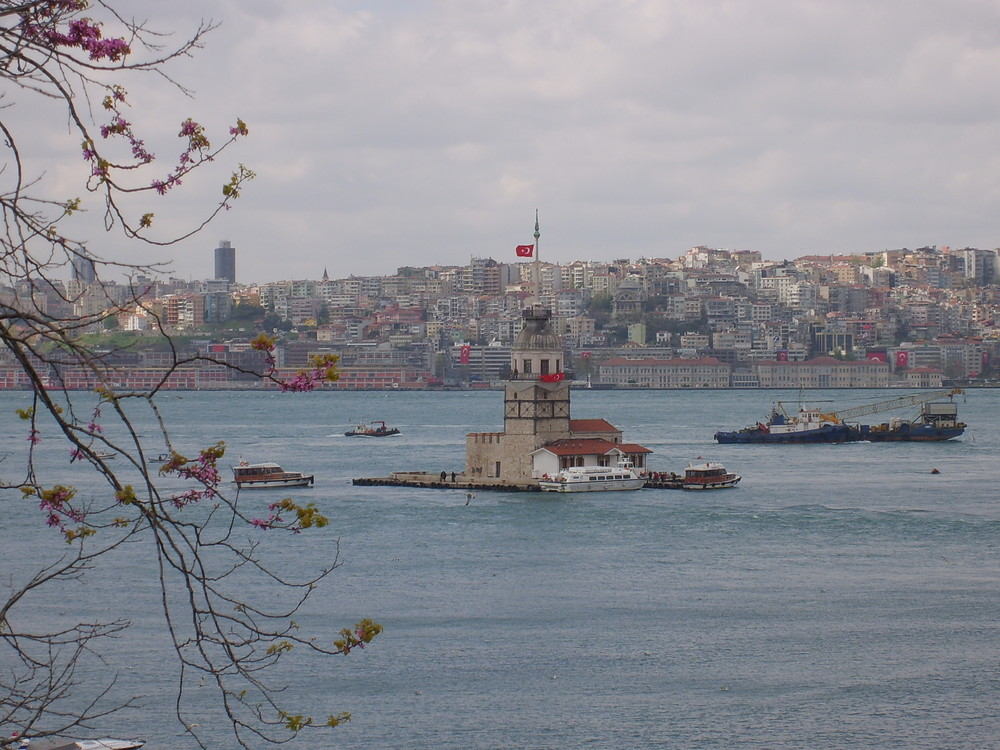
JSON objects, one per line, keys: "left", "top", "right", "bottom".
{"left": 463, "top": 217, "right": 650, "bottom": 485}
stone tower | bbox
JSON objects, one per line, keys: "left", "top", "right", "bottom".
{"left": 463, "top": 303, "right": 573, "bottom": 483}
{"left": 499, "top": 304, "right": 571, "bottom": 480}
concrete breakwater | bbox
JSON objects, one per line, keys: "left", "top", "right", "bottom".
{"left": 353, "top": 471, "right": 696, "bottom": 491}
{"left": 353, "top": 471, "right": 541, "bottom": 492}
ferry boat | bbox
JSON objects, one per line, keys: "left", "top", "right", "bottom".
{"left": 345, "top": 420, "right": 401, "bottom": 437}
{"left": 538, "top": 461, "right": 646, "bottom": 492}
{"left": 232, "top": 461, "right": 314, "bottom": 489}
{"left": 666, "top": 462, "right": 742, "bottom": 490}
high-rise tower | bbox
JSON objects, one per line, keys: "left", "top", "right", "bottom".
{"left": 214, "top": 240, "right": 236, "bottom": 284}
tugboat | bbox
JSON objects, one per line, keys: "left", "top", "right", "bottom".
{"left": 345, "top": 420, "right": 401, "bottom": 437}
{"left": 714, "top": 406, "right": 853, "bottom": 444}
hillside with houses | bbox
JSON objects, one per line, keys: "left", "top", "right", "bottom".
{"left": 4, "top": 244, "right": 999, "bottom": 389}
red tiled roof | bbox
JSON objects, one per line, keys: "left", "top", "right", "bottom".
{"left": 535, "top": 438, "right": 620, "bottom": 457}
{"left": 569, "top": 418, "right": 619, "bottom": 433}
{"left": 535, "top": 438, "right": 652, "bottom": 456}
{"left": 758, "top": 356, "right": 887, "bottom": 366}
{"left": 600, "top": 356, "right": 727, "bottom": 367}
{"left": 617, "top": 443, "right": 653, "bottom": 454}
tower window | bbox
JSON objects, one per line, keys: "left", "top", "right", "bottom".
{"left": 540, "top": 359, "right": 550, "bottom": 375}
{"left": 523, "top": 359, "right": 532, "bottom": 374}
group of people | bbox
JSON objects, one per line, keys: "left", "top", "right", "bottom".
{"left": 644, "top": 471, "right": 679, "bottom": 482}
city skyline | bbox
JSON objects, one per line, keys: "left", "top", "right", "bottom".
{"left": 20, "top": 1, "right": 1000, "bottom": 283}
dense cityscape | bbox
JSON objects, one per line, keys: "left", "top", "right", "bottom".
{"left": 7, "top": 240, "right": 1000, "bottom": 390}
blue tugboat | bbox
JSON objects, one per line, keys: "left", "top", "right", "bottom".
{"left": 714, "top": 406, "right": 854, "bottom": 444}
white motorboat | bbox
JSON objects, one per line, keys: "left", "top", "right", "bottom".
{"left": 538, "top": 461, "right": 645, "bottom": 492}
{"left": 3, "top": 738, "right": 144, "bottom": 750}
{"left": 232, "top": 461, "right": 314, "bottom": 489}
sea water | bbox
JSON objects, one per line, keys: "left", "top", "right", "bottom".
{"left": 2, "top": 389, "right": 999, "bottom": 749}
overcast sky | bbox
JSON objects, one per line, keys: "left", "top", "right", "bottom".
{"left": 26, "top": 0, "right": 1000, "bottom": 282}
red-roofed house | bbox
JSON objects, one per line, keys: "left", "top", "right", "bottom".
{"left": 532, "top": 439, "right": 652, "bottom": 476}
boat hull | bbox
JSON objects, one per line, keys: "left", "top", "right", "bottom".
{"left": 714, "top": 424, "right": 854, "bottom": 444}
{"left": 851, "top": 424, "right": 965, "bottom": 442}
{"left": 234, "top": 476, "right": 314, "bottom": 489}
{"left": 539, "top": 478, "right": 646, "bottom": 492}
{"left": 682, "top": 476, "right": 741, "bottom": 489}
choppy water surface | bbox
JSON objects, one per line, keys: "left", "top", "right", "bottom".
{"left": 2, "top": 389, "right": 999, "bottom": 749}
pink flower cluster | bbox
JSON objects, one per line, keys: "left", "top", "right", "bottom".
{"left": 37, "top": 17, "right": 132, "bottom": 62}
{"left": 159, "top": 445, "right": 223, "bottom": 509}
{"left": 38, "top": 485, "right": 84, "bottom": 531}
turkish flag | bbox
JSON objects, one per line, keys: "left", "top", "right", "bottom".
{"left": 540, "top": 372, "right": 564, "bottom": 382}
{"left": 459, "top": 345, "right": 471, "bottom": 364}
{"left": 895, "top": 350, "right": 909, "bottom": 368}
{"left": 515, "top": 244, "right": 534, "bottom": 257}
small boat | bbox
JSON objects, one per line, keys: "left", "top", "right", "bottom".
{"left": 345, "top": 420, "right": 400, "bottom": 437}
{"left": 657, "top": 462, "right": 742, "bottom": 490}
{"left": 3, "top": 738, "right": 144, "bottom": 750}
{"left": 232, "top": 461, "right": 314, "bottom": 489}
{"left": 538, "top": 459, "right": 646, "bottom": 492}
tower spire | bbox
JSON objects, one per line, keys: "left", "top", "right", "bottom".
{"left": 533, "top": 209, "right": 541, "bottom": 303}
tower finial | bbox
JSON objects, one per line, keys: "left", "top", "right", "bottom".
{"left": 532, "top": 210, "right": 541, "bottom": 303}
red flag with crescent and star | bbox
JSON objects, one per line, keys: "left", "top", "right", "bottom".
{"left": 515, "top": 244, "right": 534, "bottom": 257}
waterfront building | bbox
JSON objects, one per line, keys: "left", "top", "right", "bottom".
{"left": 755, "top": 356, "right": 890, "bottom": 388}
{"left": 597, "top": 356, "right": 731, "bottom": 388}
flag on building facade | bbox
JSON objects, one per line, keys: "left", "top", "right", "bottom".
{"left": 459, "top": 345, "right": 471, "bottom": 364}
{"left": 515, "top": 244, "right": 534, "bottom": 257}
{"left": 895, "top": 350, "right": 909, "bottom": 369}
{"left": 539, "top": 372, "right": 564, "bottom": 382}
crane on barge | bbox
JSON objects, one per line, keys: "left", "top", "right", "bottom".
{"left": 776, "top": 388, "right": 964, "bottom": 425}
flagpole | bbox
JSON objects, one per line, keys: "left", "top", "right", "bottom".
{"left": 533, "top": 209, "right": 540, "bottom": 304}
